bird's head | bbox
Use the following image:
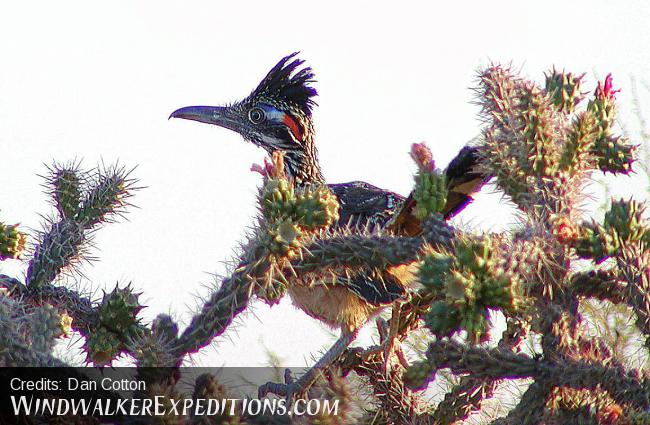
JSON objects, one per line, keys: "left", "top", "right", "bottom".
{"left": 170, "top": 52, "right": 323, "bottom": 184}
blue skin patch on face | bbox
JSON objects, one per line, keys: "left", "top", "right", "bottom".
{"left": 256, "top": 104, "right": 284, "bottom": 122}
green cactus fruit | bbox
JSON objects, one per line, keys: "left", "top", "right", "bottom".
{"left": 455, "top": 240, "right": 494, "bottom": 276}
{"left": 261, "top": 178, "right": 297, "bottom": 221}
{"left": 544, "top": 68, "right": 585, "bottom": 113}
{"left": 85, "top": 326, "right": 123, "bottom": 366}
{"left": 0, "top": 223, "right": 26, "bottom": 260}
{"left": 294, "top": 184, "right": 340, "bottom": 230}
{"left": 446, "top": 270, "right": 478, "bottom": 306}
{"left": 261, "top": 177, "right": 340, "bottom": 233}
{"left": 413, "top": 170, "right": 448, "bottom": 220}
{"left": 53, "top": 169, "right": 82, "bottom": 218}
{"left": 98, "top": 285, "right": 144, "bottom": 334}
{"left": 574, "top": 199, "right": 648, "bottom": 262}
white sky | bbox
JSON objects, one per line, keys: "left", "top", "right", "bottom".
{"left": 1, "top": 1, "right": 650, "bottom": 367}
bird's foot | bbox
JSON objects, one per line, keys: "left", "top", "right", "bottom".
{"left": 258, "top": 368, "right": 306, "bottom": 405}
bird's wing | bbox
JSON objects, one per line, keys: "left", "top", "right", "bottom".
{"left": 328, "top": 181, "right": 405, "bottom": 229}
{"left": 337, "top": 270, "right": 407, "bottom": 306}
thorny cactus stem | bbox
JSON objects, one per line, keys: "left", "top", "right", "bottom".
{"left": 27, "top": 162, "right": 138, "bottom": 289}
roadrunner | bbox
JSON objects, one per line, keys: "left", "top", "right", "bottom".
{"left": 170, "top": 53, "right": 487, "bottom": 398}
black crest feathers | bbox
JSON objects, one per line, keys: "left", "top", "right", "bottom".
{"left": 251, "top": 52, "right": 318, "bottom": 115}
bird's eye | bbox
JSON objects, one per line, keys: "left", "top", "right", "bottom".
{"left": 248, "top": 108, "right": 266, "bottom": 124}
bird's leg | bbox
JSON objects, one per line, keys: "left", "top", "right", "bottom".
{"left": 376, "top": 304, "right": 410, "bottom": 371}
{"left": 258, "top": 328, "right": 359, "bottom": 404}
{"left": 382, "top": 302, "right": 401, "bottom": 371}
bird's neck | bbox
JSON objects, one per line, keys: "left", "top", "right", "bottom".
{"left": 284, "top": 128, "right": 325, "bottom": 186}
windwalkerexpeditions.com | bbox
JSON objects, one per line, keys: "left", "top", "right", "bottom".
{"left": 10, "top": 395, "right": 340, "bottom": 418}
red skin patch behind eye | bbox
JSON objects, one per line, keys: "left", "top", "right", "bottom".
{"left": 283, "top": 114, "right": 303, "bottom": 141}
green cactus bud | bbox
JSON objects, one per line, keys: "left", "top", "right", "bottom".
{"left": 98, "top": 284, "right": 144, "bottom": 334}
{"left": 573, "top": 199, "right": 648, "bottom": 262}
{"left": 85, "top": 326, "right": 123, "bottom": 366}
{"left": 419, "top": 235, "right": 523, "bottom": 342}
{"left": 481, "top": 272, "right": 520, "bottom": 311}
{"left": 413, "top": 170, "right": 448, "bottom": 219}
{"left": 260, "top": 177, "right": 340, "bottom": 232}
{"left": 544, "top": 68, "right": 585, "bottom": 113}
{"left": 0, "top": 222, "right": 26, "bottom": 260}
{"left": 455, "top": 240, "right": 494, "bottom": 276}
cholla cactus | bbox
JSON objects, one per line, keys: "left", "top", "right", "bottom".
{"left": 1, "top": 66, "right": 649, "bottom": 425}
{"left": 401, "top": 67, "right": 647, "bottom": 424}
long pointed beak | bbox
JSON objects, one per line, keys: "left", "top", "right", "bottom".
{"left": 169, "top": 105, "right": 241, "bottom": 132}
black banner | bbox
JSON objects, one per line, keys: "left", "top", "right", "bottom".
{"left": 1, "top": 367, "right": 342, "bottom": 424}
